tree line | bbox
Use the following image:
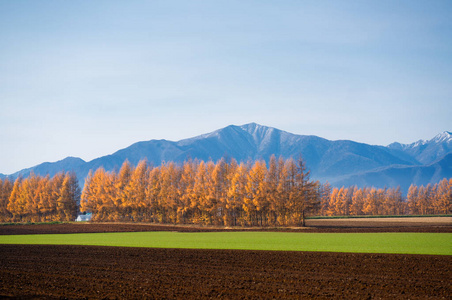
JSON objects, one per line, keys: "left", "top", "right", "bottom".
{"left": 79, "top": 157, "right": 451, "bottom": 225}
{"left": 318, "top": 179, "right": 451, "bottom": 217}
{"left": 80, "top": 157, "right": 318, "bottom": 226}
{"left": 0, "top": 157, "right": 450, "bottom": 225}
{"left": 0, "top": 172, "right": 80, "bottom": 223}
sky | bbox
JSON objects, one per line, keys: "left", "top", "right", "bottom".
{"left": 1, "top": 0, "right": 451, "bottom": 174}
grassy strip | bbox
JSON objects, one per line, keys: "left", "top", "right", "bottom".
{"left": 307, "top": 214, "right": 452, "bottom": 219}
{"left": 0, "top": 232, "right": 450, "bottom": 255}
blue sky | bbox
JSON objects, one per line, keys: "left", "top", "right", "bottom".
{"left": 1, "top": 0, "right": 451, "bottom": 174}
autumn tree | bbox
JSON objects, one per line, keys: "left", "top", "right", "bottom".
{"left": 145, "top": 166, "right": 162, "bottom": 222}
{"left": 406, "top": 184, "right": 419, "bottom": 215}
{"left": 80, "top": 171, "right": 94, "bottom": 215}
{"left": 327, "top": 188, "right": 340, "bottom": 216}
{"left": 350, "top": 187, "right": 365, "bottom": 215}
{"left": 244, "top": 160, "right": 268, "bottom": 226}
{"left": 285, "top": 157, "right": 319, "bottom": 226}
{"left": 226, "top": 162, "right": 247, "bottom": 226}
{"left": 0, "top": 178, "right": 13, "bottom": 222}
{"left": 37, "top": 176, "right": 53, "bottom": 221}
{"left": 266, "top": 156, "right": 280, "bottom": 225}
{"left": 80, "top": 168, "right": 111, "bottom": 221}
{"left": 383, "top": 187, "right": 404, "bottom": 215}
{"left": 7, "top": 176, "right": 23, "bottom": 221}
{"left": 125, "top": 160, "right": 149, "bottom": 221}
{"left": 207, "top": 158, "right": 229, "bottom": 225}
{"left": 178, "top": 160, "right": 195, "bottom": 223}
{"left": 317, "top": 181, "right": 332, "bottom": 216}
{"left": 417, "top": 185, "right": 431, "bottom": 215}
{"left": 57, "top": 172, "right": 80, "bottom": 221}
{"left": 157, "top": 162, "right": 181, "bottom": 223}
{"left": 114, "top": 160, "right": 133, "bottom": 221}
{"left": 434, "top": 178, "right": 451, "bottom": 214}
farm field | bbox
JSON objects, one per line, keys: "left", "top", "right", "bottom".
{"left": 1, "top": 244, "right": 451, "bottom": 299}
{"left": 305, "top": 216, "right": 452, "bottom": 228}
{"left": 1, "top": 218, "right": 451, "bottom": 299}
{"left": 1, "top": 216, "right": 451, "bottom": 235}
{"left": 0, "top": 231, "right": 451, "bottom": 255}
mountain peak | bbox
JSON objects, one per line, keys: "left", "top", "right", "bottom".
{"left": 240, "top": 122, "right": 267, "bottom": 132}
{"left": 387, "top": 130, "right": 452, "bottom": 165}
{"left": 389, "top": 130, "right": 452, "bottom": 148}
{"left": 432, "top": 131, "right": 452, "bottom": 143}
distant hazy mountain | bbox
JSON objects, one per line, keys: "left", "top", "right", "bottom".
{"left": 332, "top": 153, "right": 452, "bottom": 190}
{"left": 10, "top": 157, "right": 86, "bottom": 179}
{"left": 388, "top": 131, "right": 452, "bottom": 164}
{"left": 5, "top": 123, "right": 451, "bottom": 193}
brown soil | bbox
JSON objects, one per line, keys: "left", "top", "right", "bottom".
{"left": 0, "top": 245, "right": 451, "bottom": 299}
{"left": 1, "top": 221, "right": 451, "bottom": 299}
{"left": 0, "top": 219, "right": 450, "bottom": 235}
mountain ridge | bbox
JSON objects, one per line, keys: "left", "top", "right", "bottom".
{"left": 332, "top": 153, "right": 452, "bottom": 189}
{"left": 3, "top": 123, "right": 451, "bottom": 193}
{"left": 388, "top": 131, "right": 452, "bottom": 164}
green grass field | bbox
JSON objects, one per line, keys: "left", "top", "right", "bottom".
{"left": 0, "top": 232, "right": 451, "bottom": 255}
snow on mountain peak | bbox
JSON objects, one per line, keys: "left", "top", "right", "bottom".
{"left": 413, "top": 139, "right": 427, "bottom": 147}
{"left": 432, "top": 131, "right": 452, "bottom": 143}
{"left": 240, "top": 122, "right": 263, "bottom": 132}
{"left": 240, "top": 123, "right": 276, "bottom": 141}
{"left": 389, "top": 130, "right": 451, "bottom": 149}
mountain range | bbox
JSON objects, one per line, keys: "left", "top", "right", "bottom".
{"left": 2, "top": 123, "right": 451, "bottom": 194}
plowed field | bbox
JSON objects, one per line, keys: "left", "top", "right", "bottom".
{"left": 1, "top": 221, "right": 451, "bottom": 299}
{"left": 1, "top": 245, "right": 451, "bottom": 299}
{"left": 1, "top": 217, "right": 451, "bottom": 235}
